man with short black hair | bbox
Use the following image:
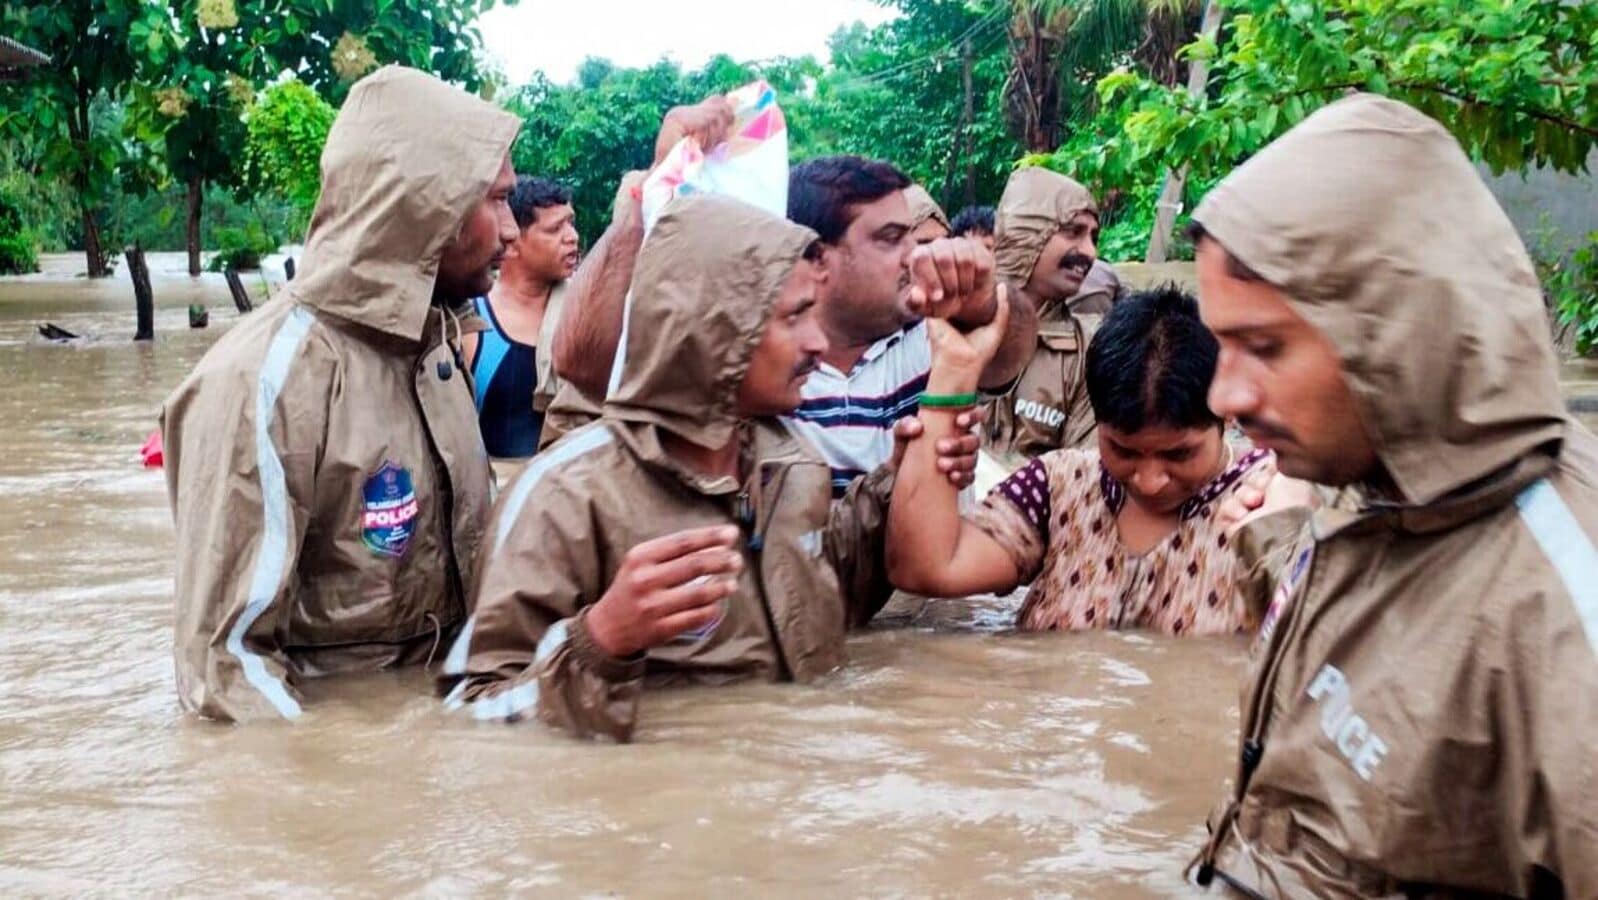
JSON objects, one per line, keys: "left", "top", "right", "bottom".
{"left": 950, "top": 204, "right": 994, "bottom": 251}
{"left": 462, "top": 175, "right": 578, "bottom": 458}
{"left": 785, "top": 155, "right": 1037, "bottom": 496}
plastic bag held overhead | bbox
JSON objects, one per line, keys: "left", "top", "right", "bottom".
{"left": 606, "top": 80, "right": 791, "bottom": 398}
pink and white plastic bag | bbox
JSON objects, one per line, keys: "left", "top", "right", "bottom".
{"left": 607, "top": 81, "right": 790, "bottom": 398}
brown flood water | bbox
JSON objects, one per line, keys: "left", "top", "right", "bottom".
{"left": 0, "top": 269, "right": 1245, "bottom": 897}
{"left": 2, "top": 260, "right": 1592, "bottom": 896}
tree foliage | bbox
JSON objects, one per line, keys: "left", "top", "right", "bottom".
{"left": 1048, "top": 0, "right": 1597, "bottom": 207}
{"left": 0, "top": 0, "right": 157, "bottom": 275}
{"left": 1547, "top": 233, "right": 1598, "bottom": 355}
{"left": 260, "top": 0, "right": 503, "bottom": 103}
{"left": 508, "top": 55, "right": 825, "bottom": 244}
{"left": 243, "top": 79, "right": 337, "bottom": 236}
{"left": 1, "top": 0, "right": 501, "bottom": 275}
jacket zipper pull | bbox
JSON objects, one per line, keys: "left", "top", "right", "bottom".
{"left": 1241, "top": 738, "right": 1263, "bottom": 779}
{"left": 737, "top": 490, "right": 763, "bottom": 552}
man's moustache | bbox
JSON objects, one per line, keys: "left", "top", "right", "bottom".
{"left": 1238, "top": 416, "right": 1294, "bottom": 442}
{"left": 793, "top": 357, "right": 820, "bottom": 378}
{"left": 1060, "top": 253, "right": 1093, "bottom": 275}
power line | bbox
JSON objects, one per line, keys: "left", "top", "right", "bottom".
{"left": 830, "top": 6, "right": 1008, "bottom": 91}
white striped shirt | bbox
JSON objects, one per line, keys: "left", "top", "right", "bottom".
{"left": 783, "top": 321, "right": 931, "bottom": 497}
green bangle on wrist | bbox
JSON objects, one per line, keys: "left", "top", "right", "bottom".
{"left": 919, "top": 391, "right": 979, "bottom": 408}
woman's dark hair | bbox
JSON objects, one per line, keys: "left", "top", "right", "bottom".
{"left": 1086, "top": 283, "right": 1221, "bottom": 433}
{"left": 950, "top": 204, "right": 995, "bottom": 237}
{"left": 788, "top": 155, "right": 911, "bottom": 244}
{"left": 509, "top": 176, "right": 573, "bottom": 230}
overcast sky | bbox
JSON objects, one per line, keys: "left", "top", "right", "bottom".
{"left": 477, "top": 0, "right": 898, "bottom": 85}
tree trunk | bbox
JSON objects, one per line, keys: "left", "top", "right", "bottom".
{"left": 81, "top": 204, "right": 108, "bottom": 280}
{"left": 127, "top": 244, "right": 155, "bottom": 341}
{"left": 1145, "top": 0, "right": 1224, "bottom": 263}
{"left": 71, "top": 89, "right": 110, "bottom": 279}
{"left": 185, "top": 174, "right": 204, "bottom": 276}
{"left": 1004, "top": 6, "right": 1063, "bottom": 153}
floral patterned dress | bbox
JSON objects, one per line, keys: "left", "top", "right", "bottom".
{"left": 971, "top": 447, "right": 1272, "bottom": 635}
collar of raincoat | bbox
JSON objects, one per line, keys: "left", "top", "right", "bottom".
{"left": 604, "top": 193, "right": 820, "bottom": 451}
{"left": 287, "top": 66, "right": 522, "bottom": 344}
{"left": 904, "top": 184, "right": 950, "bottom": 233}
{"left": 993, "top": 167, "right": 1097, "bottom": 285}
{"left": 1194, "top": 93, "right": 1568, "bottom": 509}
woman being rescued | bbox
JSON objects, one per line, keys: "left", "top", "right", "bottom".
{"left": 888, "top": 283, "right": 1310, "bottom": 635}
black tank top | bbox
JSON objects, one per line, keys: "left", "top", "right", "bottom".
{"left": 469, "top": 295, "right": 544, "bottom": 458}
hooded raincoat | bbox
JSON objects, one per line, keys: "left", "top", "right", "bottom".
{"left": 161, "top": 66, "right": 519, "bottom": 722}
{"left": 1189, "top": 94, "right": 1598, "bottom": 897}
{"left": 904, "top": 183, "right": 951, "bottom": 235}
{"left": 986, "top": 167, "right": 1101, "bottom": 466}
{"left": 438, "top": 194, "right": 897, "bottom": 742}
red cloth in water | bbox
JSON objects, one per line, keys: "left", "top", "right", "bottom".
{"left": 140, "top": 429, "right": 163, "bottom": 469}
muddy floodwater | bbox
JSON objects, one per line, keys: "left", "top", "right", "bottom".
{"left": 2, "top": 259, "right": 1593, "bottom": 896}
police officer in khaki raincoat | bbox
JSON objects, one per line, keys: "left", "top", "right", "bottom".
{"left": 439, "top": 194, "right": 991, "bottom": 741}
{"left": 1187, "top": 94, "right": 1598, "bottom": 896}
{"left": 162, "top": 67, "right": 520, "bottom": 722}
{"left": 984, "top": 167, "right": 1108, "bottom": 466}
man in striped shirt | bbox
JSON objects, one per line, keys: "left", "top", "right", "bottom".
{"left": 785, "top": 157, "right": 1038, "bottom": 496}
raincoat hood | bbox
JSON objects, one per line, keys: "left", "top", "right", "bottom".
{"left": 1194, "top": 93, "right": 1567, "bottom": 507}
{"left": 904, "top": 184, "right": 950, "bottom": 232}
{"left": 290, "top": 65, "right": 521, "bottom": 343}
{"left": 606, "top": 193, "right": 818, "bottom": 449}
{"left": 993, "top": 167, "right": 1097, "bottom": 284}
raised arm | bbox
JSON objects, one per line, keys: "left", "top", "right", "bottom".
{"left": 908, "top": 237, "right": 1039, "bottom": 391}
{"left": 550, "top": 177, "right": 645, "bottom": 399}
{"left": 886, "top": 292, "right": 1022, "bottom": 597}
{"left": 552, "top": 96, "right": 736, "bottom": 399}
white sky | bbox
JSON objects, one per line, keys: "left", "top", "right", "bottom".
{"left": 477, "top": 0, "right": 899, "bottom": 85}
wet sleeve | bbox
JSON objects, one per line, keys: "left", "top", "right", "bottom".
{"left": 437, "top": 477, "right": 646, "bottom": 742}
{"left": 164, "top": 339, "right": 327, "bottom": 724}
{"left": 1229, "top": 509, "right": 1311, "bottom": 625}
{"left": 969, "top": 458, "right": 1051, "bottom": 584}
{"left": 825, "top": 464, "right": 897, "bottom": 628}
{"left": 1502, "top": 565, "right": 1598, "bottom": 894}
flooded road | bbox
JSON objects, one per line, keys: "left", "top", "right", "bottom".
{"left": 2, "top": 263, "right": 1594, "bottom": 896}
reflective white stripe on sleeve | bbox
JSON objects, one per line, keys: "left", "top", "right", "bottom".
{"left": 441, "top": 614, "right": 475, "bottom": 676}
{"left": 226, "top": 305, "right": 315, "bottom": 720}
{"left": 444, "top": 619, "right": 572, "bottom": 720}
{"left": 494, "top": 426, "right": 613, "bottom": 553}
{"left": 1515, "top": 478, "right": 1598, "bottom": 653}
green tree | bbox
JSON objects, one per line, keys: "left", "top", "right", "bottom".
{"left": 506, "top": 62, "right": 691, "bottom": 244}
{"left": 0, "top": 181, "right": 39, "bottom": 275}
{"left": 0, "top": 1, "right": 155, "bottom": 277}
{"left": 258, "top": 0, "right": 506, "bottom": 104}
{"left": 1048, "top": 0, "right": 1598, "bottom": 255}
{"left": 803, "top": 1, "right": 1020, "bottom": 210}
{"left": 127, "top": 0, "right": 267, "bottom": 275}
{"left": 505, "top": 53, "right": 849, "bottom": 244}
{"left": 243, "top": 79, "right": 337, "bottom": 237}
